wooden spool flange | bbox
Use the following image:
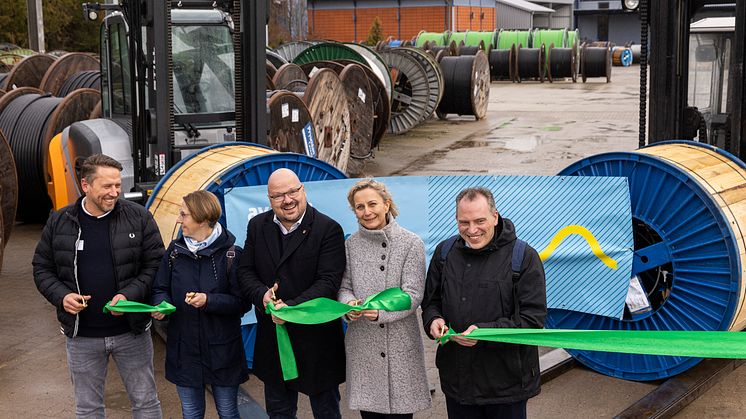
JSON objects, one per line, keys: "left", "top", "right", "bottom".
{"left": 39, "top": 53, "right": 99, "bottom": 96}
{"left": 272, "top": 63, "right": 308, "bottom": 91}
{"left": 2, "top": 54, "right": 56, "bottom": 90}
{"left": 302, "top": 68, "right": 351, "bottom": 174}
{"left": 266, "top": 90, "right": 314, "bottom": 154}
{"left": 339, "top": 63, "right": 374, "bottom": 176}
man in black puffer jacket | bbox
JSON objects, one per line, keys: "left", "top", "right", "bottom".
{"left": 33, "top": 154, "right": 165, "bottom": 419}
{"left": 422, "top": 187, "right": 547, "bottom": 419}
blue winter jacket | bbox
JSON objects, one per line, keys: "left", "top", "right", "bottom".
{"left": 152, "top": 227, "right": 251, "bottom": 388}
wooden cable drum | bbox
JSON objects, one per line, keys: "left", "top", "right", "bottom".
{"left": 0, "top": 130, "right": 17, "bottom": 247}
{"left": 39, "top": 53, "right": 99, "bottom": 96}
{"left": 2, "top": 54, "right": 56, "bottom": 90}
{"left": 0, "top": 87, "right": 43, "bottom": 117}
{"left": 635, "top": 142, "right": 746, "bottom": 332}
{"left": 436, "top": 51, "right": 490, "bottom": 120}
{"left": 339, "top": 63, "right": 374, "bottom": 176}
{"left": 300, "top": 60, "right": 390, "bottom": 150}
{"left": 57, "top": 71, "right": 101, "bottom": 97}
{"left": 395, "top": 47, "right": 444, "bottom": 120}
{"left": 0, "top": 88, "right": 99, "bottom": 220}
{"left": 380, "top": 49, "right": 431, "bottom": 135}
{"left": 147, "top": 143, "right": 275, "bottom": 244}
{"left": 549, "top": 141, "right": 746, "bottom": 380}
{"left": 489, "top": 45, "right": 515, "bottom": 82}
{"left": 581, "top": 45, "right": 611, "bottom": 83}
{"left": 302, "top": 68, "right": 351, "bottom": 173}
{"left": 266, "top": 90, "right": 314, "bottom": 154}
{"left": 146, "top": 142, "right": 347, "bottom": 245}
{"left": 515, "top": 44, "right": 545, "bottom": 83}
{"left": 0, "top": 74, "right": 7, "bottom": 88}
{"left": 547, "top": 43, "right": 578, "bottom": 83}
{"left": 272, "top": 63, "right": 308, "bottom": 91}
{"left": 266, "top": 60, "right": 278, "bottom": 80}
{"left": 611, "top": 46, "right": 633, "bottom": 67}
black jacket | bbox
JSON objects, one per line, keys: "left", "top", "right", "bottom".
{"left": 236, "top": 205, "right": 346, "bottom": 395}
{"left": 421, "top": 217, "right": 547, "bottom": 405}
{"left": 152, "top": 228, "right": 250, "bottom": 387}
{"left": 32, "top": 197, "right": 165, "bottom": 338}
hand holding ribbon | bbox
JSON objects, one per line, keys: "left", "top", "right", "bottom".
{"left": 437, "top": 327, "right": 746, "bottom": 359}
{"left": 103, "top": 300, "right": 176, "bottom": 315}
{"left": 266, "top": 287, "right": 412, "bottom": 381}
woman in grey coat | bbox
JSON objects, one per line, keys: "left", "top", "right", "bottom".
{"left": 339, "top": 179, "right": 432, "bottom": 419}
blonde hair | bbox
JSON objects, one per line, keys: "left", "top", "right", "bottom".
{"left": 347, "top": 179, "right": 399, "bottom": 218}
{"left": 183, "top": 190, "right": 222, "bottom": 228}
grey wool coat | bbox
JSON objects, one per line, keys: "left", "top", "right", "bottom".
{"left": 338, "top": 217, "right": 432, "bottom": 414}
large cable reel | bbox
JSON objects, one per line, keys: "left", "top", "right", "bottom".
{"left": 380, "top": 49, "right": 431, "bottom": 135}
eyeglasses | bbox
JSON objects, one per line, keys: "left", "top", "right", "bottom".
{"left": 177, "top": 211, "right": 191, "bottom": 219}
{"left": 268, "top": 185, "right": 303, "bottom": 202}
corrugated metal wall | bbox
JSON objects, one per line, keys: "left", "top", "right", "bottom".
{"left": 495, "top": 3, "right": 533, "bottom": 30}
{"left": 533, "top": 4, "right": 571, "bottom": 28}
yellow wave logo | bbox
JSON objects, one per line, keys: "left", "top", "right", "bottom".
{"left": 538, "top": 225, "right": 618, "bottom": 270}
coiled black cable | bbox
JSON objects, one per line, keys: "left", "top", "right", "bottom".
{"left": 458, "top": 45, "right": 482, "bottom": 56}
{"left": 437, "top": 55, "right": 477, "bottom": 116}
{"left": 548, "top": 46, "right": 576, "bottom": 81}
{"left": 0, "top": 93, "right": 39, "bottom": 142}
{"left": 489, "top": 47, "right": 514, "bottom": 81}
{"left": 516, "top": 46, "right": 544, "bottom": 82}
{"left": 58, "top": 71, "right": 101, "bottom": 96}
{"left": 12, "top": 94, "right": 61, "bottom": 219}
{"left": 582, "top": 46, "right": 611, "bottom": 82}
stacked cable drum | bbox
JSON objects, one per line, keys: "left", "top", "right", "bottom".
{"left": 145, "top": 142, "right": 346, "bottom": 245}
{"left": 547, "top": 141, "right": 746, "bottom": 380}
{"left": 0, "top": 53, "right": 56, "bottom": 90}
{"left": 0, "top": 87, "right": 99, "bottom": 220}
{"left": 290, "top": 42, "right": 393, "bottom": 174}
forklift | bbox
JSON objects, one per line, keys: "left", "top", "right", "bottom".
{"left": 54, "top": 0, "right": 268, "bottom": 203}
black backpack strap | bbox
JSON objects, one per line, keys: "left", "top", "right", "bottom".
{"left": 511, "top": 239, "right": 527, "bottom": 323}
{"left": 440, "top": 235, "right": 460, "bottom": 263}
{"left": 226, "top": 245, "right": 236, "bottom": 272}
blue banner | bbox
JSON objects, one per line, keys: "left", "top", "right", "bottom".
{"left": 224, "top": 175, "right": 632, "bottom": 319}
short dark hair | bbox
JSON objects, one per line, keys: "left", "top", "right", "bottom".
{"left": 455, "top": 187, "right": 497, "bottom": 212}
{"left": 80, "top": 154, "right": 123, "bottom": 183}
{"left": 183, "top": 190, "right": 222, "bottom": 228}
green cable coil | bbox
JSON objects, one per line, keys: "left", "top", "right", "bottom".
{"left": 464, "top": 30, "right": 498, "bottom": 50}
{"left": 449, "top": 31, "right": 468, "bottom": 47}
{"left": 532, "top": 28, "right": 568, "bottom": 49}
{"left": 496, "top": 30, "right": 532, "bottom": 50}
{"left": 416, "top": 32, "right": 448, "bottom": 47}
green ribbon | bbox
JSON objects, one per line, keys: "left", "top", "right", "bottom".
{"left": 267, "top": 287, "right": 412, "bottom": 380}
{"left": 438, "top": 327, "right": 746, "bottom": 359}
{"left": 103, "top": 300, "right": 176, "bottom": 315}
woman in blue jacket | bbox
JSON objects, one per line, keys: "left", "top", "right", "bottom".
{"left": 152, "top": 190, "right": 250, "bottom": 419}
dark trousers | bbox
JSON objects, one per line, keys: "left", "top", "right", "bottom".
{"left": 445, "top": 397, "right": 527, "bottom": 419}
{"left": 360, "top": 412, "right": 413, "bottom": 419}
{"left": 264, "top": 382, "right": 341, "bottom": 419}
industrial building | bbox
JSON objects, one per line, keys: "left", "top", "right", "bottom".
{"left": 307, "top": 0, "right": 574, "bottom": 43}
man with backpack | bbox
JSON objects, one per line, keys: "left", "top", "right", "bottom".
{"left": 421, "top": 187, "right": 547, "bottom": 419}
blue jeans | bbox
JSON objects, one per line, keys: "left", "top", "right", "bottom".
{"left": 65, "top": 331, "right": 161, "bottom": 419}
{"left": 264, "top": 383, "right": 341, "bottom": 419}
{"left": 176, "top": 385, "right": 240, "bottom": 419}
